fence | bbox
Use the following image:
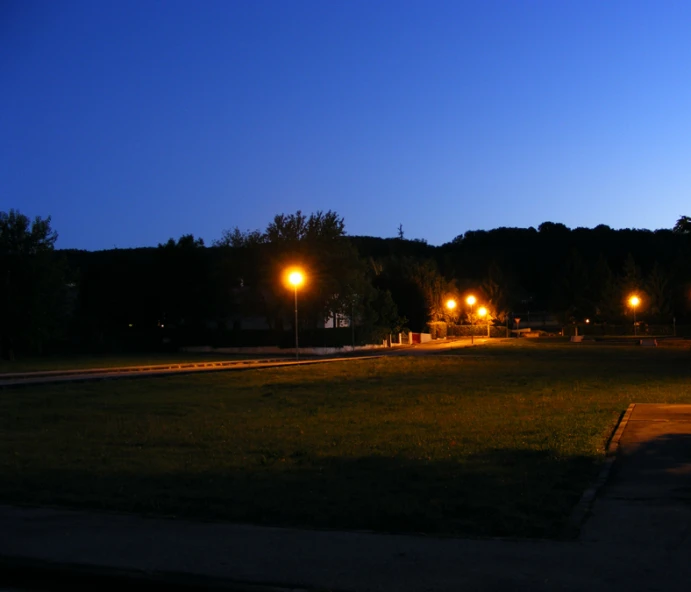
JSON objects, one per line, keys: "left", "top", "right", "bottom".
{"left": 561, "top": 324, "right": 680, "bottom": 337}
{"left": 429, "top": 322, "right": 509, "bottom": 340}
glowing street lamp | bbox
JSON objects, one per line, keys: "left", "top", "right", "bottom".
{"left": 466, "top": 295, "right": 477, "bottom": 344}
{"left": 629, "top": 295, "right": 640, "bottom": 336}
{"left": 478, "top": 306, "right": 490, "bottom": 337}
{"left": 446, "top": 299, "right": 458, "bottom": 338}
{"left": 288, "top": 270, "right": 305, "bottom": 360}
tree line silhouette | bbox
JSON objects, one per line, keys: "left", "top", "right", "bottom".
{"left": 2, "top": 208, "right": 690, "bottom": 360}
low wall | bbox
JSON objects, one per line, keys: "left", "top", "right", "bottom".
{"left": 409, "top": 332, "right": 432, "bottom": 344}
{"left": 447, "top": 325, "right": 509, "bottom": 338}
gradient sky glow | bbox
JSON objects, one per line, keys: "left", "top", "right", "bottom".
{"left": 3, "top": 0, "right": 691, "bottom": 250}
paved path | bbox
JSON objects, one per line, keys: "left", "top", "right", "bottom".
{"left": 0, "top": 355, "right": 384, "bottom": 388}
{"left": 4, "top": 402, "right": 689, "bottom": 591}
{"left": 0, "top": 338, "right": 487, "bottom": 388}
{"left": 2, "top": 501, "right": 690, "bottom": 592}
{"left": 581, "top": 404, "right": 691, "bottom": 549}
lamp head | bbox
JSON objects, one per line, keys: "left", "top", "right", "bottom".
{"left": 288, "top": 270, "right": 304, "bottom": 288}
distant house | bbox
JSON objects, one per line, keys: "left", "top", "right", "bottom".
{"left": 323, "top": 312, "right": 351, "bottom": 329}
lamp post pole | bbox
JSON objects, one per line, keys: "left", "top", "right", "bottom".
{"left": 629, "top": 295, "right": 640, "bottom": 338}
{"left": 446, "top": 299, "right": 457, "bottom": 339}
{"left": 294, "top": 284, "right": 299, "bottom": 360}
{"left": 466, "top": 295, "right": 477, "bottom": 345}
{"left": 287, "top": 270, "right": 305, "bottom": 361}
{"left": 351, "top": 299, "right": 355, "bottom": 349}
{"left": 470, "top": 303, "right": 474, "bottom": 344}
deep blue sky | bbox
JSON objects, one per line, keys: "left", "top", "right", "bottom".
{"left": 3, "top": 0, "right": 690, "bottom": 250}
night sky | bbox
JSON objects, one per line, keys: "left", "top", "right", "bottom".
{"left": 3, "top": 0, "right": 690, "bottom": 250}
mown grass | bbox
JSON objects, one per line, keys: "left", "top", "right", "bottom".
{"left": 2, "top": 340, "right": 690, "bottom": 538}
{"left": 0, "top": 352, "right": 282, "bottom": 374}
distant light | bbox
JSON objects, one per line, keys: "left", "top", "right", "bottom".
{"left": 466, "top": 295, "right": 477, "bottom": 306}
{"left": 446, "top": 299, "right": 457, "bottom": 310}
{"left": 585, "top": 318, "right": 590, "bottom": 324}
{"left": 128, "top": 323, "right": 133, "bottom": 328}
{"left": 629, "top": 295, "right": 641, "bottom": 307}
{"left": 477, "top": 307, "right": 488, "bottom": 318}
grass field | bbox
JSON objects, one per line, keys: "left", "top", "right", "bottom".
{"left": 2, "top": 340, "right": 690, "bottom": 538}
{"left": 0, "top": 352, "right": 286, "bottom": 374}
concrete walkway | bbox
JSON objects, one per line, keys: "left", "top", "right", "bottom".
{"left": 0, "top": 338, "right": 485, "bottom": 388}
{"left": 581, "top": 404, "right": 691, "bottom": 549}
{"left": 0, "top": 355, "right": 384, "bottom": 388}
{"left": 3, "top": 404, "right": 691, "bottom": 591}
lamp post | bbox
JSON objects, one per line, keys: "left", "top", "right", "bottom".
{"left": 466, "top": 295, "right": 476, "bottom": 344}
{"left": 478, "top": 306, "right": 490, "bottom": 338}
{"left": 288, "top": 270, "right": 305, "bottom": 360}
{"left": 629, "top": 295, "right": 640, "bottom": 337}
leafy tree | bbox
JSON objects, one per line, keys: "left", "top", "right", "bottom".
{"left": 74, "top": 247, "right": 160, "bottom": 349}
{"left": 592, "top": 255, "right": 621, "bottom": 321}
{"left": 248, "top": 210, "right": 369, "bottom": 334}
{"left": 0, "top": 210, "right": 57, "bottom": 253}
{"left": 373, "top": 257, "right": 449, "bottom": 330}
{"left": 673, "top": 215, "right": 691, "bottom": 234}
{"left": 619, "top": 253, "right": 644, "bottom": 302}
{"left": 405, "top": 258, "right": 449, "bottom": 323}
{"left": 213, "top": 227, "right": 265, "bottom": 248}
{"left": 0, "top": 210, "right": 66, "bottom": 359}
{"left": 368, "top": 288, "right": 408, "bottom": 338}
{"left": 550, "top": 248, "right": 591, "bottom": 323}
{"left": 159, "top": 234, "right": 204, "bottom": 249}
{"left": 538, "top": 221, "right": 570, "bottom": 235}
{"left": 156, "top": 234, "right": 210, "bottom": 333}
{"left": 646, "top": 262, "right": 672, "bottom": 321}
{"left": 481, "top": 261, "right": 511, "bottom": 322}
{"left": 265, "top": 210, "right": 345, "bottom": 243}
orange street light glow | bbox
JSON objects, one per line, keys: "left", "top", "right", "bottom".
{"left": 477, "top": 307, "right": 488, "bottom": 318}
{"left": 629, "top": 294, "right": 641, "bottom": 337}
{"left": 466, "top": 295, "right": 476, "bottom": 306}
{"left": 446, "top": 299, "right": 457, "bottom": 310}
{"left": 288, "top": 270, "right": 304, "bottom": 288}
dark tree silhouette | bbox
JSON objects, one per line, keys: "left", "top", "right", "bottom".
{"left": 0, "top": 210, "right": 66, "bottom": 359}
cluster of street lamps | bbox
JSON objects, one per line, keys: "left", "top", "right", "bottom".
{"left": 287, "top": 273, "right": 644, "bottom": 357}
{"left": 445, "top": 295, "right": 490, "bottom": 344}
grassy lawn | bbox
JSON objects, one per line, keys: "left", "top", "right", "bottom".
{"left": 0, "top": 352, "right": 286, "bottom": 374}
{"left": 2, "top": 340, "right": 691, "bottom": 538}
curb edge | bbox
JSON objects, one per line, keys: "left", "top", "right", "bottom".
{"left": 561, "top": 402, "right": 636, "bottom": 539}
